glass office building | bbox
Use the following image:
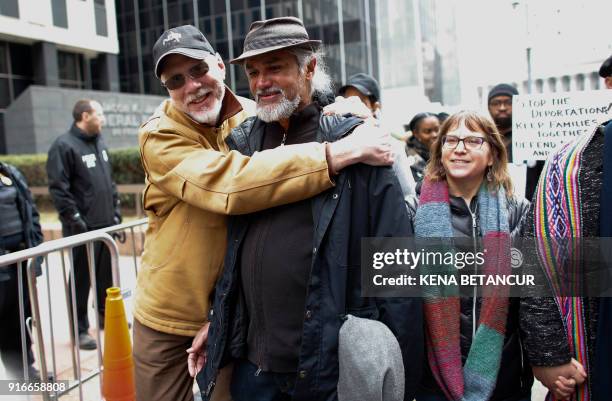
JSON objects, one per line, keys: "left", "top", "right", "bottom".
{"left": 116, "top": 0, "right": 379, "bottom": 98}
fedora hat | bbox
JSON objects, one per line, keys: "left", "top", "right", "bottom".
{"left": 230, "top": 17, "right": 321, "bottom": 64}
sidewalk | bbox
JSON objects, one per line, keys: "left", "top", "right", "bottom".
{"left": 0, "top": 230, "right": 139, "bottom": 400}
{"left": 1, "top": 223, "right": 549, "bottom": 400}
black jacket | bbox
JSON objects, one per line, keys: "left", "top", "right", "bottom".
{"left": 198, "top": 115, "right": 424, "bottom": 401}
{"left": 46, "top": 124, "right": 119, "bottom": 229}
{"left": 407, "top": 194, "right": 536, "bottom": 401}
{"left": 0, "top": 162, "right": 43, "bottom": 280}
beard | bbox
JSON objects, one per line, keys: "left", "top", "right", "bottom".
{"left": 255, "top": 88, "right": 301, "bottom": 123}
{"left": 184, "top": 80, "right": 225, "bottom": 125}
{"left": 493, "top": 115, "right": 512, "bottom": 130}
{"left": 255, "top": 73, "right": 305, "bottom": 123}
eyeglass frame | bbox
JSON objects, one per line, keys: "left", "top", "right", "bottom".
{"left": 161, "top": 60, "right": 210, "bottom": 90}
{"left": 441, "top": 135, "right": 488, "bottom": 150}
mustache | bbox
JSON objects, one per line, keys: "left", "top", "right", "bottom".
{"left": 256, "top": 87, "right": 285, "bottom": 102}
{"left": 185, "top": 88, "right": 212, "bottom": 104}
{"left": 185, "top": 81, "right": 224, "bottom": 104}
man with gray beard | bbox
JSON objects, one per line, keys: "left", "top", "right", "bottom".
{"left": 136, "top": 24, "right": 398, "bottom": 401}
{"left": 195, "top": 17, "right": 423, "bottom": 401}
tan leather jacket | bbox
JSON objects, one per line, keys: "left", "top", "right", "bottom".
{"left": 135, "top": 90, "right": 334, "bottom": 336}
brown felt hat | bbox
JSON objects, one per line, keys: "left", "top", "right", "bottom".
{"left": 230, "top": 17, "right": 321, "bottom": 64}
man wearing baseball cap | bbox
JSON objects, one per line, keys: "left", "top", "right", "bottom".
{"left": 338, "top": 73, "right": 381, "bottom": 116}
{"left": 600, "top": 54, "right": 612, "bottom": 89}
{"left": 135, "top": 24, "right": 397, "bottom": 401}
{"left": 338, "top": 73, "right": 416, "bottom": 199}
{"left": 196, "top": 17, "right": 422, "bottom": 401}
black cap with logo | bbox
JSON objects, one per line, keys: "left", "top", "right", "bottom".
{"left": 338, "top": 73, "right": 381, "bottom": 103}
{"left": 153, "top": 25, "right": 215, "bottom": 79}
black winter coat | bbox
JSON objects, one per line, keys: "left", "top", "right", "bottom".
{"left": 46, "top": 125, "right": 119, "bottom": 229}
{"left": 198, "top": 115, "right": 424, "bottom": 401}
{"left": 0, "top": 162, "right": 43, "bottom": 279}
{"left": 406, "top": 194, "right": 536, "bottom": 401}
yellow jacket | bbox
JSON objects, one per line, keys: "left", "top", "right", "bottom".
{"left": 135, "top": 90, "right": 334, "bottom": 336}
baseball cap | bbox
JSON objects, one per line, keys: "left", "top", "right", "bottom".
{"left": 153, "top": 25, "right": 215, "bottom": 79}
{"left": 339, "top": 73, "right": 381, "bottom": 103}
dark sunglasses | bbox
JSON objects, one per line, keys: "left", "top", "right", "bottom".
{"left": 161, "top": 61, "right": 209, "bottom": 90}
{"left": 442, "top": 135, "right": 486, "bottom": 150}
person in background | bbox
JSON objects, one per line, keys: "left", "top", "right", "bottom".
{"left": 487, "top": 83, "right": 544, "bottom": 201}
{"left": 405, "top": 112, "right": 440, "bottom": 182}
{"left": 599, "top": 54, "right": 612, "bottom": 89}
{"left": 338, "top": 73, "right": 381, "bottom": 118}
{"left": 437, "top": 112, "right": 450, "bottom": 124}
{"left": 0, "top": 162, "right": 46, "bottom": 381}
{"left": 46, "top": 99, "right": 121, "bottom": 351}
{"left": 338, "top": 72, "right": 416, "bottom": 197}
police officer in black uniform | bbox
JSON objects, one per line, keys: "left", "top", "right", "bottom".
{"left": 0, "top": 161, "right": 44, "bottom": 380}
{"left": 46, "top": 99, "right": 121, "bottom": 350}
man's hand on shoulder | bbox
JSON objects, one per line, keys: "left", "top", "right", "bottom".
{"left": 326, "top": 118, "right": 394, "bottom": 174}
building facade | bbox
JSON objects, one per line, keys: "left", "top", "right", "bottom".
{"left": 115, "top": 0, "right": 379, "bottom": 98}
{"left": 0, "top": 0, "right": 120, "bottom": 153}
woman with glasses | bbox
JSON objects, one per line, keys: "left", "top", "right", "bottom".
{"left": 405, "top": 112, "right": 441, "bottom": 182}
{"left": 407, "top": 111, "right": 585, "bottom": 401}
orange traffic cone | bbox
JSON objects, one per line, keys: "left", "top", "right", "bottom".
{"left": 102, "top": 287, "right": 135, "bottom": 401}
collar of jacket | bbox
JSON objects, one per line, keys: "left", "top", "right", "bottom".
{"left": 226, "top": 110, "right": 363, "bottom": 156}
{"left": 70, "top": 124, "right": 99, "bottom": 142}
{"left": 226, "top": 111, "right": 363, "bottom": 259}
{"left": 163, "top": 86, "right": 243, "bottom": 135}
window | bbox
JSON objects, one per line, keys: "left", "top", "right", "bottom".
{"left": 95, "top": 2, "right": 109, "bottom": 36}
{"left": 547, "top": 77, "right": 557, "bottom": 93}
{"left": 590, "top": 72, "right": 600, "bottom": 90}
{"left": 576, "top": 74, "right": 585, "bottom": 91}
{"left": 58, "top": 51, "right": 85, "bottom": 89}
{"left": 0, "top": 44, "right": 7, "bottom": 74}
{"left": 561, "top": 76, "right": 571, "bottom": 92}
{"left": 0, "top": 79, "right": 10, "bottom": 108}
{"left": 535, "top": 79, "right": 543, "bottom": 93}
{"left": 51, "top": 0, "right": 68, "bottom": 28}
{"left": 0, "top": 0, "right": 19, "bottom": 18}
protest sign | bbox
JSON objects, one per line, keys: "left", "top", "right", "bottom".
{"left": 512, "top": 90, "right": 612, "bottom": 162}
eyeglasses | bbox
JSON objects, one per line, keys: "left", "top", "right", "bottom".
{"left": 442, "top": 135, "right": 487, "bottom": 150}
{"left": 161, "top": 61, "right": 209, "bottom": 90}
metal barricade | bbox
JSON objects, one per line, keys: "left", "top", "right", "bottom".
{"left": 0, "top": 218, "right": 147, "bottom": 401}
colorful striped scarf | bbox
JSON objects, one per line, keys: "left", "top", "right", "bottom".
{"left": 534, "top": 128, "right": 598, "bottom": 401}
{"left": 415, "top": 178, "right": 510, "bottom": 401}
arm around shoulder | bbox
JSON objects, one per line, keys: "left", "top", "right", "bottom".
{"left": 140, "top": 128, "right": 334, "bottom": 215}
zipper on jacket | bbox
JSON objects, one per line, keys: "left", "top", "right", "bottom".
{"left": 254, "top": 366, "right": 262, "bottom": 377}
{"left": 469, "top": 201, "right": 478, "bottom": 341}
{"left": 205, "top": 380, "right": 215, "bottom": 396}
